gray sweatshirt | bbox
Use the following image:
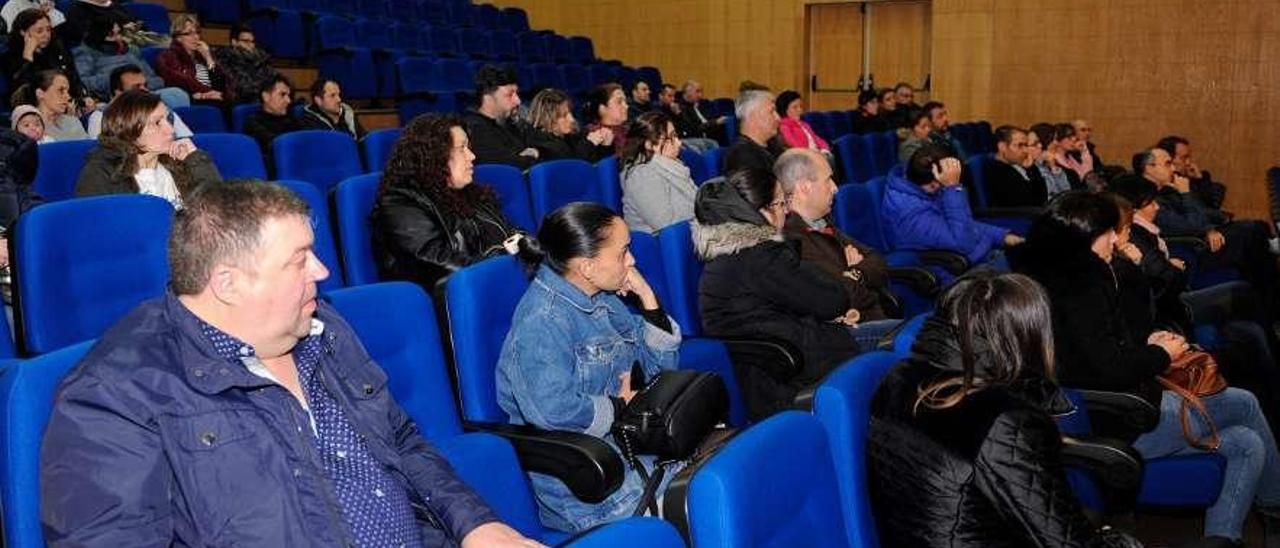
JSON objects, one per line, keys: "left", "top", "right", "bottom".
{"left": 621, "top": 154, "right": 697, "bottom": 233}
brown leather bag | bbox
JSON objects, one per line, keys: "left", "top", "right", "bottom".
{"left": 1156, "top": 351, "right": 1228, "bottom": 450}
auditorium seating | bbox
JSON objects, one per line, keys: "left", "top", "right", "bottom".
{"left": 191, "top": 133, "right": 269, "bottom": 179}
{"left": 595, "top": 156, "right": 622, "bottom": 212}
{"left": 528, "top": 159, "right": 604, "bottom": 221}
{"left": 174, "top": 105, "right": 227, "bottom": 134}
{"left": 474, "top": 164, "right": 537, "bottom": 232}
{"left": 275, "top": 179, "right": 345, "bottom": 291}
{"left": 833, "top": 134, "right": 876, "bottom": 185}
{"left": 33, "top": 140, "right": 96, "bottom": 202}
{"left": 362, "top": 128, "right": 402, "bottom": 172}
{"left": 333, "top": 172, "right": 384, "bottom": 286}
{"left": 272, "top": 130, "right": 364, "bottom": 193}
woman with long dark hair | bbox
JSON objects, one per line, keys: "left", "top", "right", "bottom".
{"left": 496, "top": 202, "right": 680, "bottom": 532}
{"left": 868, "top": 272, "right": 1138, "bottom": 546}
{"left": 3, "top": 8, "right": 91, "bottom": 110}
{"left": 76, "top": 89, "right": 220, "bottom": 207}
{"left": 619, "top": 110, "right": 696, "bottom": 233}
{"left": 1010, "top": 191, "right": 1280, "bottom": 545}
{"left": 582, "top": 83, "right": 629, "bottom": 157}
{"left": 372, "top": 113, "right": 518, "bottom": 290}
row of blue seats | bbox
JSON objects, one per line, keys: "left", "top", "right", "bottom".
{"left": 830, "top": 121, "right": 993, "bottom": 186}
{"left": 189, "top": 0, "right": 532, "bottom": 32}
{"left": 395, "top": 58, "right": 660, "bottom": 113}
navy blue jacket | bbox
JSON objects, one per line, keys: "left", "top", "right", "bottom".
{"left": 41, "top": 294, "right": 498, "bottom": 546}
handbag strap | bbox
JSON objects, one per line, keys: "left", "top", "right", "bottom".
{"left": 1155, "top": 377, "right": 1222, "bottom": 451}
{"left": 615, "top": 427, "right": 663, "bottom": 517}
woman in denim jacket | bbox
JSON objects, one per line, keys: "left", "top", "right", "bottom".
{"left": 496, "top": 202, "right": 682, "bottom": 532}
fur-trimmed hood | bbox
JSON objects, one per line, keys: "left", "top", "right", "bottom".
{"left": 691, "top": 220, "right": 782, "bottom": 261}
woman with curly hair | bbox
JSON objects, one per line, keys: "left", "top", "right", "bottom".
{"left": 75, "top": 89, "right": 220, "bottom": 207}
{"left": 372, "top": 113, "right": 520, "bottom": 290}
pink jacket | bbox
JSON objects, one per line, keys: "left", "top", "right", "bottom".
{"left": 779, "top": 117, "right": 830, "bottom": 151}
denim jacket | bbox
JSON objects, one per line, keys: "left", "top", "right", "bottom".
{"left": 41, "top": 294, "right": 497, "bottom": 547}
{"left": 496, "top": 265, "right": 681, "bottom": 531}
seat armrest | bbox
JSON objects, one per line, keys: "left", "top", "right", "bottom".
{"left": 916, "top": 250, "right": 970, "bottom": 274}
{"left": 886, "top": 266, "right": 940, "bottom": 298}
{"left": 720, "top": 337, "right": 804, "bottom": 384}
{"left": 1061, "top": 434, "right": 1144, "bottom": 494}
{"left": 1078, "top": 389, "right": 1160, "bottom": 442}
{"left": 463, "top": 421, "right": 624, "bottom": 504}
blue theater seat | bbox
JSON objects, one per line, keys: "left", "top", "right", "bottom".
{"left": 362, "top": 128, "right": 402, "bottom": 173}
{"left": 333, "top": 172, "right": 383, "bottom": 286}
{"left": 474, "top": 164, "right": 536, "bottom": 232}
{"left": 173, "top": 105, "right": 226, "bottom": 134}
{"left": 191, "top": 133, "right": 268, "bottom": 180}
{"left": 527, "top": 159, "right": 604, "bottom": 221}
{"left": 272, "top": 130, "right": 363, "bottom": 193}
{"left": 274, "top": 179, "right": 344, "bottom": 291}
{"left": 32, "top": 139, "right": 96, "bottom": 202}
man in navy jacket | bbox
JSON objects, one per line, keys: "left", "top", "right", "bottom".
{"left": 40, "top": 181, "right": 540, "bottom": 547}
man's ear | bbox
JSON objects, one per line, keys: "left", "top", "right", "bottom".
{"left": 207, "top": 263, "right": 241, "bottom": 306}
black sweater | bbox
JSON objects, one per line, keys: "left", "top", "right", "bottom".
{"left": 461, "top": 110, "right": 534, "bottom": 169}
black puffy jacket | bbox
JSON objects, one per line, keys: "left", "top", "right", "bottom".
{"left": 868, "top": 317, "right": 1114, "bottom": 548}
{"left": 371, "top": 180, "right": 516, "bottom": 291}
{"left": 0, "top": 128, "right": 41, "bottom": 228}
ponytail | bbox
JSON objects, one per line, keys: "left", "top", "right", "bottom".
{"left": 517, "top": 202, "right": 619, "bottom": 277}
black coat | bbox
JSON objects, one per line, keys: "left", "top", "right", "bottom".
{"left": 849, "top": 111, "right": 889, "bottom": 135}
{"left": 243, "top": 110, "right": 309, "bottom": 166}
{"left": 526, "top": 128, "right": 608, "bottom": 163}
{"left": 461, "top": 110, "right": 534, "bottom": 169}
{"left": 371, "top": 181, "right": 517, "bottom": 291}
{"left": 984, "top": 158, "right": 1047, "bottom": 208}
{"left": 1009, "top": 242, "right": 1170, "bottom": 405}
{"left": 723, "top": 136, "right": 779, "bottom": 175}
{"left": 3, "top": 40, "right": 90, "bottom": 99}
{"left": 694, "top": 218, "right": 856, "bottom": 419}
{"left": 0, "top": 128, "right": 40, "bottom": 228}
{"left": 868, "top": 317, "right": 1102, "bottom": 548}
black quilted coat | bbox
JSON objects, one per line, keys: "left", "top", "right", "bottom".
{"left": 867, "top": 316, "right": 1116, "bottom": 547}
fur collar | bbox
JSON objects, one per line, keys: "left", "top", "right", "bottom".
{"left": 691, "top": 220, "right": 782, "bottom": 261}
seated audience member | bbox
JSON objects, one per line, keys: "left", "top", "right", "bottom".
{"left": 879, "top": 87, "right": 904, "bottom": 129}
{"left": 1054, "top": 122, "right": 1096, "bottom": 186}
{"left": 922, "top": 101, "right": 964, "bottom": 158}
{"left": 1, "top": 0, "right": 64, "bottom": 33}
{"left": 1157, "top": 135, "right": 1227, "bottom": 212}
{"left": 497, "top": 202, "right": 680, "bottom": 532}
{"left": 10, "top": 104, "right": 49, "bottom": 143}
{"left": 582, "top": 83, "right": 629, "bottom": 157}
{"left": 985, "top": 125, "right": 1047, "bottom": 208}
{"left": 0, "top": 123, "right": 42, "bottom": 228}
{"left": 244, "top": 73, "right": 307, "bottom": 162}
{"left": 724, "top": 89, "right": 782, "bottom": 174}
{"left": 87, "top": 64, "right": 193, "bottom": 139}
{"left": 372, "top": 114, "right": 519, "bottom": 290}
{"left": 774, "top": 90, "right": 830, "bottom": 155}
{"left": 775, "top": 148, "right": 899, "bottom": 346}
{"left": 883, "top": 144, "right": 1022, "bottom": 265}
{"left": 301, "top": 78, "right": 365, "bottom": 139}
{"left": 525, "top": 88, "right": 612, "bottom": 162}
{"left": 627, "top": 80, "right": 651, "bottom": 119}
{"left": 462, "top": 64, "right": 537, "bottom": 169}
{"left": 850, "top": 89, "right": 889, "bottom": 134}
{"left": 893, "top": 82, "right": 920, "bottom": 115}
{"left": 896, "top": 109, "right": 933, "bottom": 164}
{"left": 77, "top": 90, "right": 220, "bottom": 207}
{"left": 1029, "top": 122, "right": 1080, "bottom": 196}
{"left": 42, "top": 180, "right": 538, "bottom": 548}
{"left": 156, "top": 15, "right": 230, "bottom": 106}
{"left": 1072, "top": 118, "right": 1106, "bottom": 168}
{"left": 5, "top": 8, "right": 92, "bottom": 110}
{"left": 659, "top": 82, "right": 716, "bottom": 153}
{"left": 73, "top": 19, "right": 175, "bottom": 102}
{"left": 61, "top": 0, "right": 136, "bottom": 47}
{"left": 869, "top": 272, "right": 1140, "bottom": 547}
{"left": 695, "top": 168, "right": 858, "bottom": 419}
{"left": 11, "top": 69, "right": 89, "bottom": 141}
{"left": 1009, "top": 191, "right": 1280, "bottom": 545}
{"left": 677, "top": 79, "right": 726, "bottom": 143}
{"left": 214, "top": 23, "right": 274, "bottom": 104}
{"left": 619, "top": 110, "right": 695, "bottom": 233}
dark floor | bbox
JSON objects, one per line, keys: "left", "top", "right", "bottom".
{"left": 1135, "top": 512, "right": 1267, "bottom": 547}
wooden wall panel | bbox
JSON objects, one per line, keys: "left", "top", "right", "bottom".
{"left": 808, "top": 3, "right": 864, "bottom": 110}
{"left": 868, "top": 1, "right": 930, "bottom": 94}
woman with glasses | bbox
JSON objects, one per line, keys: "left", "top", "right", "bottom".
{"left": 694, "top": 168, "right": 861, "bottom": 419}
{"left": 76, "top": 89, "right": 221, "bottom": 208}
{"left": 619, "top": 110, "right": 696, "bottom": 233}
{"left": 156, "top": 14, "right": 231, "bottom": 106}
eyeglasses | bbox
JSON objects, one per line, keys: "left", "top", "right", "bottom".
{"left": 767, "top": 198, "right": 789, "bottom": 211}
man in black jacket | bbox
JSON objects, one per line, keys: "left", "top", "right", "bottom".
{"left": 985, "top": 125, "right": 1047, "bottom": 207}
{"left": 677, "top": 80, "right": 725, "bottom": 143}
{"left": 461, "top": 64, "right": 538, "bottom": 169}
{"left": 301, "top": 78, "right": 365, "bottom": 139}
{"left": 724, "top": 89, "right": 783, "bottom": 174}
{"left": 243, "top": 73, "right": 308, "bottom": 167}
{"left": 1157, "top": 135, "right": 1228, "bottom": 212}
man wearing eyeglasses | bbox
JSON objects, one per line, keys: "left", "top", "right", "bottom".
{"left": 214, "top": 23, "right": 274, "bottom": 105}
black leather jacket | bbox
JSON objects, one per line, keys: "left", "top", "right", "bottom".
{"left": 371, "top": 181, "right": 516, "bottom": 291}
{"left": 867, "top": 317, "right": 1114, "bottom": 547}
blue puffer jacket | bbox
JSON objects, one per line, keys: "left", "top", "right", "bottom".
{"left": 881, "top": 174, "right": 1008, "bottom": 264}
{"left": 41, "top": 293, "right": 498, "bottom": 546}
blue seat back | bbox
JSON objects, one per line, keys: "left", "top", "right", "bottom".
{"left": 499, "top": 7, "right": 530, "bottom": 32}
{"left": 356, "top": 17, "right": 393, "bottom": 49}
{"left": 627, "top": 230, "right": 670, "bottom": 306}
{"left": 559, "top": 63, "right": 588, "bottom": 94}
{"left": 474, "top": 164, "right": 535, "bottom": 233}
{"left": 545, "top": 34, "right": 571, "bottom": 63}
{"left": 678, "top": 148, "right": 709, "bottom": 185}
{"left": 444, "top": 255, "right": 530, "bottom": 422}
{"left": 813, "top": 351, "right": 900, "bottom": 548}
{"left": 272, "top": 130, "right": 363, "bottom": 193}
{"left": 436, "top": 58, "right": 475, "bottom": 92}
{"left": 965, "top": 153, "right": 994, "bottom": 209}
{"left": 334, "top": 172, "right": 383, "bottom": 286}
{"left": 397, "top": 57, "right": 437, "bottom": 95}
{"left": 687, "top": 411, "right": 847, "bottom": 547}
{"left": 528, "top": 159, "right": 603, "bottom": 221}
{"left": 831, "top": 179, "right": 890, "bottom": 252}
{"left": 455, "top": 27, "right": 488, "bottom": 58}
{"left": 635, "top": 66, "right": 662, "bottom": 92}
{"left": 188, "top": 0, "right": 242, "bottom": 23}
{"left": 701, "top": 147, "right": 724, "bottom": 181}
{"left": 274, "top": 180, "right": 344, "bottom": 291}
{"left": 315, "top": 15, "right": 358, "bottom": 49}
{"left": 362, "top": 128, "right": 401, "bottom": 172}
{"left": 891, "top": 313, "right": 930, "bottom": 357}
{"left": 567, "top": 36, "right": 594, "bottom": 63}
{"left": 516, "top": 31, "right": 547, "bottom": 61}
{"left": 125, "top": 2, "right": 170, "bottom": 34}
{"left": 15, "top": 195, "right": 173, "bottom": 354}
{"left": 563, "top": 517, "right": 684, "bottom": 547}
{"left": 829, "top": 111, "right": 852, "bottom": 139}
{"left": 0, "top": 340, "right": 93, "bottom": 548}
{"left": 833, "top": 134, "right": 875, "bottom": 184}
{"left": 473, "top": 3, "right": 501, "bottom": 28}
{"left": 33, "top": 140, "right": 96, "bottom": 202}
{"left": 655, "top": 221, "right": 703, "bottom": 337}
{"left": 231, "top": 103, "right": 259, "bottom": 133}
{"left": 485, "top": 29, "right": 517, "bottom": 59}
{"left": 326, "top": 283, "right": 461, "bottom": 439}
{"left": 870, "top": 130, "right": 898, "bottom": 176}
{"left": 173, "top": 105, "right": 226, "bottom": 134}
{"left": 595, "top": 156, "right": 622, "bottom": 211}
{"left": 191, "top": 133, "right": 268, "bottom": 180}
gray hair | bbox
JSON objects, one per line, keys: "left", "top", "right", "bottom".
{"left": 168, "top": 180, "right": 310, "bottom": 295}
{"left": 735, "top": 89, "right": 773, "bottom": 122}
{"left": 773, "top": 149, "right": 820, "bottom": 192}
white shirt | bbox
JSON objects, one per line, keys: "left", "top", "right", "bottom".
{"left": 134, "top": 163, "right": 182, "bottom": 208}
